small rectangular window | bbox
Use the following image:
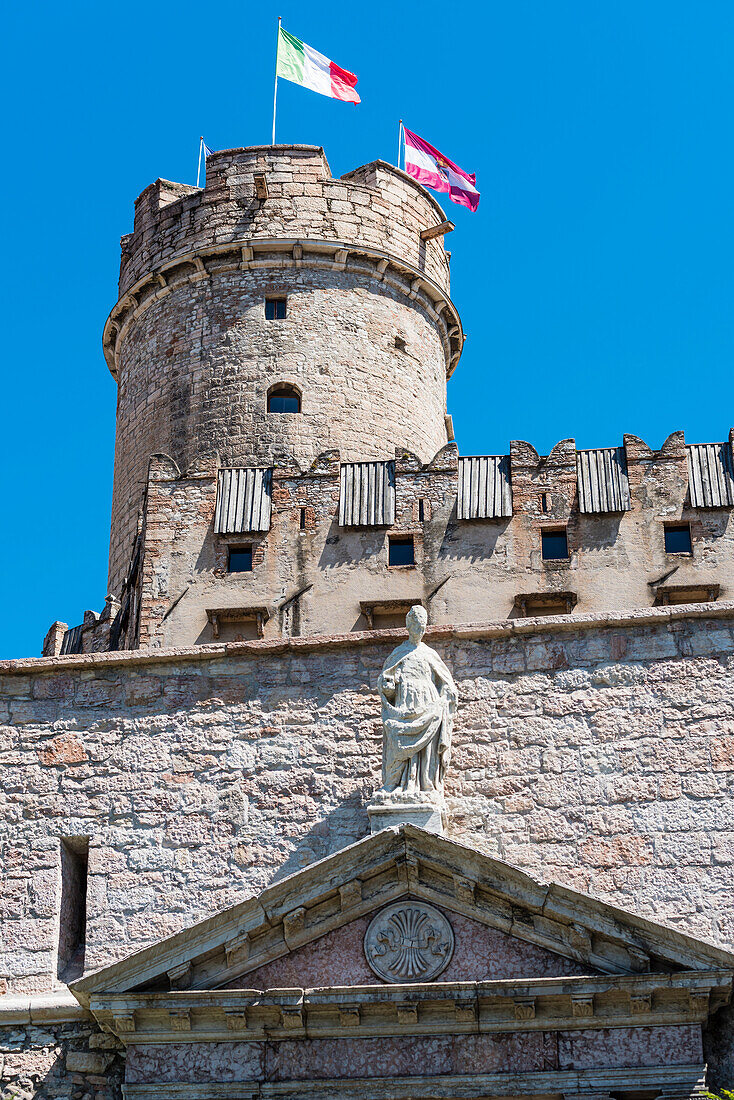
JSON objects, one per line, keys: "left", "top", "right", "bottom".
{"left": 664, "top": 524, "right": 692, "bottom": 555}
{"left": 228, "top": 546, "right": 253, "bottom": 572}
{"left": 265, "top": 297, "right": 286, "bottom": 320}
{"left": 299, "top": 507, "right": 307, "bottom": 530}
{"left": 541, "top": 529, "right": 569, "bottom": 560}
{"left": 541, "top": 493, "right": 548, "bottom": 513}
{"left": 389, "top": 536, "right": 415, "bottom": 567}
{"left": 58, "top": 837, "right": 88, "bottom": 981}
{"left": 418, "top": 499, "right": 425, "bottom": 522}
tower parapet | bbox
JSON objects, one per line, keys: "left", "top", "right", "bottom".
{"left": 105, "top": 145, "right": 463, "bottom": 594}
{"left": 116, "top": 146, "right": 454, "bottom": 295}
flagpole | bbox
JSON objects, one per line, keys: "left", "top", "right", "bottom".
{"left": 196, "top": 136, "right": 204, "bottom": 188}
{"left": 397, "top": 120, "right": 403, "bottom": 170}
{"left": 272, "top": 16, "right": 282, "bottom": 145}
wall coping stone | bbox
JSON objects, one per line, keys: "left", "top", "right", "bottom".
{"left": 0, "top": 990, "right": 90, "bottom": 1025}
{"left": 5, "top": 600, "right": 734, "bottom": 677}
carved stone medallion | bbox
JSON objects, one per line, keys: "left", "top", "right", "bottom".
{"left": 364, "top": 901, "right": 454, "bottom": 983}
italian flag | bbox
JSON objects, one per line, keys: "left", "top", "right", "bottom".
{"left": 276, "top": 27, "right": 360, "bottom": 104}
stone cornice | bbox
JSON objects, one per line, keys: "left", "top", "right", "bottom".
{"left": 88, "top": 970, "right": 730, "bottom": 1045}
{"left": 102, "top": 238, "right": 463, "bottom": 381}
{"left": 5, "top": 599, "right": 734, "bottom": 676}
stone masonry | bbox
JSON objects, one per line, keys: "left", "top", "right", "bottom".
{"left": 3, "top": 142, "right": 734, "bottom": 1097}
{"left": 4, "top": 606, "right": 734, "bottom": 1087}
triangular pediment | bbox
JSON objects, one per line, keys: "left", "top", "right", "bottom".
{"left": 72, "top": 825, "right": 734, "bottom": 1009}
{"left": 230, "top": 904, "right": 596, "bottom": 991}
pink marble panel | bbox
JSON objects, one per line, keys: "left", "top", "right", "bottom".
{"left": 125, "top": 1042, "right": 264, "bottom": 1083}
{"left": 239, "top": 916, "right": 373, "bottom": 988}
{"left": 124, "top": 1026, "right": 702, "bottom": 1085}
{"left": 266, "top": 1032, "right": 551, "bottom": 1081}
{"left": 558, "top": 1024, "right": 702, "bottom": 1068}
{"left": 233, "top": 905, "right": 590, "bottom": 989}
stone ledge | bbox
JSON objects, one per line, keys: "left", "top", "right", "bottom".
{"left": 3, "top": 600, "right": 733, "bottom": 677}
{"left": 121, "top": 1065, "right": 708, "bottom": 1100}
{"left": 0, "top": 989, "right": 90, "bottom": 1025}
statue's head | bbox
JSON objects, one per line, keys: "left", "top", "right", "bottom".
{"left": 406, "top": 605, "right": 428, "bottom": 641}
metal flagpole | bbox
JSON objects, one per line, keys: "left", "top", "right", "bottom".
{"left": 196, "top": 137, "right": 204, "bottom": 188}
{"left": 397, "top": 120, "right": 403, "bottom": 169}
{"left": 272, "top": 16, "right": 282, "bottom": 145}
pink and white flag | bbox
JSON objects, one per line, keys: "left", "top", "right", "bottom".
{"left": 402, "top": 126, "right": 480, "bottom": 212}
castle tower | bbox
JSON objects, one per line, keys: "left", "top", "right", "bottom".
{"left": 104, "top": 145, "right": 464, "bottom": 594}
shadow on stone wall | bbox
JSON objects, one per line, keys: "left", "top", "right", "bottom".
{"left": 704, "top": 999, "right": 734, "bottom": 1091}
{"left": 267, "top": 787, "right": 372, "bottom": 886}
{"left": 0, "top": 1021, "right": 124, "bottom": 1100}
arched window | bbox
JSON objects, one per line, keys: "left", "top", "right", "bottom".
{"left": 267, "top": 384, "right": 301, "bottom": 414}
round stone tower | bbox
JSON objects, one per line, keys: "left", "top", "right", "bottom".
{"left": 103, "top": 145, "right": 464, "bottom": 594}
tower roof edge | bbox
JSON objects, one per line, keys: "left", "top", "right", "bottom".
{"left": 342, "top": 159, "right": 449, "bottom": 222}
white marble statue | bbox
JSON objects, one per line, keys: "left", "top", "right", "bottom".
{"left": 376, "top": 606, "right": 458, "bottom": 799}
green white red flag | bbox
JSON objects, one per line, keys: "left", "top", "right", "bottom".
{"left": 276, "top": 27, "right": 360, "bottom": 104}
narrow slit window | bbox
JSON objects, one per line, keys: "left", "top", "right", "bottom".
{"left": 58, "top": 837, "right": 88, "bottom": 981}
{"left": 299, "top": 507, "right": 307, "bottom": 531}
{"left": 541, "top": 529, "right": 569, "bottom": 561}
{"left": 265, "top": 297, "right": 287, "bottom": 320}
{"left": 541, "top": 493, "right": 548, "bottom": 513}
{"left": 418, "top": 499, "right": 425, "bottom": 522}
{"left": 388, "top": 536, "right": 415, "bottom": 567}
{"left": 267, "top": 384, "right": 301, "bottom": 413}
{"left": 228, "top": 546, "right": 253, "bottom": 572}
{"left": 664, "top": 524, "right": 692, "bottom": 555}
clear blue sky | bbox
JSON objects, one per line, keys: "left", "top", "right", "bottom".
{"left": 2, "top": 1, "right": 733, "bottom": 658}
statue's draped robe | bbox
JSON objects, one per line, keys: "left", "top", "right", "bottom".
{"left": 378, "top": 641, "right": 456, "bottom": 794}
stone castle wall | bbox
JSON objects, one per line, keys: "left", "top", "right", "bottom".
{"left": 0, "top": 1013, "right": 124, "bottom": 1100}
{"left": 104, "top": 146, "right": 460, "bottom": 594}
{"left": 4, "top": 606, "right": 733, "bottom": 976}
{"left": 5, "top": 606, "right": 734, "bottom": 1086}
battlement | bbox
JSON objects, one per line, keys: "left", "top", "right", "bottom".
{"left": 49, "top": 425, "right": 734, "bottom": 655}
{"left": 118, "top": 144, "right": 453, "bottom": 296}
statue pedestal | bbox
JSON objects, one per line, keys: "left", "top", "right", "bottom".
{"left": 367, "top": 797, "right": 447, "bottom": 836}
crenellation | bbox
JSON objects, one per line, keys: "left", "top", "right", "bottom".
{"left": 71, "top": 421, "right": 734, "bottom": 653}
